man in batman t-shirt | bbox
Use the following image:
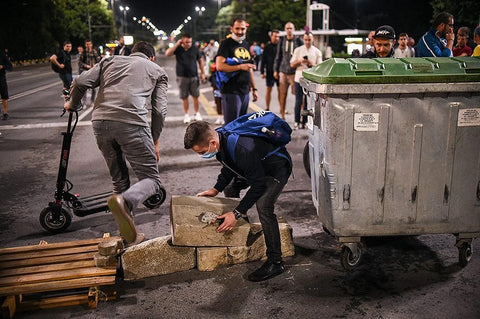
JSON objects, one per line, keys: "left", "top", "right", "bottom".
{"left": 216, "top": 18, "right": 258, "bottom": 124}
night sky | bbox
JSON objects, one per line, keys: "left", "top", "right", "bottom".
{"left": 120, "top": 0, "right": 232, "bottom": 34}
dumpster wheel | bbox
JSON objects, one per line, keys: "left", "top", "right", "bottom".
{"left": 341, "top": 244, "right": 362, "bottom": 270}
{"left": 458, "top": 242, "right": 473, "bottom": 267}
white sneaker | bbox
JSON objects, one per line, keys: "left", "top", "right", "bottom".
{"left": 215, "top": 117, "right": 225, "bottom": 125}
{"left": 194, "top": 112, "right": 203, "bottom": 121}
{"left": 183, "top": 114, "right": 191, "bottom": 124}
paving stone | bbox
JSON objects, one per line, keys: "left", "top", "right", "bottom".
{"left": 196, "top": 247, "right": 228, "bottom": 271}
{"left": 121, "top": 235, "right": 196, "bottom": 281}
{"left": 98, "top": 238, "right": 124, "bottom": 256}
{"left": 94, "top": 253, "right": 117, "bottom": 268}
{"left": 197, "top": 222, "right": 295, "bottom": 271}
{"left": 171, "top": 195, "right": 251, "bottom": 247}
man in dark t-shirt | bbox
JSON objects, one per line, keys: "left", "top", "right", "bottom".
{"left": 50, "top": 41, "right": 73, "bottom": 92}
{"left": 166, "top": 33, "right": 205, "bottom": 124}
{"left": 216, "top": 18, "right": 258, "bottom": 124}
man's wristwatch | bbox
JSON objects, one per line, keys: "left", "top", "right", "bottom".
{"left": 233, "top": 209, "right": 243, "bottom": 220}
{"left": 252, "top": 88, "right": 258, "bottom": 91}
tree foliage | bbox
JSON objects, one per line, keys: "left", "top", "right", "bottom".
{"left": 0, "top": 0, "right": 113, "bottom": 60}
{"left": 215, "top": 0, "right": 305, "bottom": 43}
{"left": 430, "top": 0, "right": 480, "bottom": 29}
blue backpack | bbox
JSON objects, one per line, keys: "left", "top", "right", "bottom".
{"left": 216, "top": 111, "right": 292, "bottom": 163}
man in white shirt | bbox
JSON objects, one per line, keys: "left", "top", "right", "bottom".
{"left": 394, "top": 33, "right": 415, "bottom": 58}
{"left": 290, "top": 32, "right": 322, "bottom": 129}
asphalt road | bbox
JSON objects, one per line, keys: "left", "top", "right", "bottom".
{"left": 0, "top": 55, "right": 479, "bottom": 319}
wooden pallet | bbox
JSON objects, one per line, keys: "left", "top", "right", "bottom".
{"left": 0, "top": 235, "right": 121, "bottom": 318}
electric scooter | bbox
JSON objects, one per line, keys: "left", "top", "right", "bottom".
{"left": 40, "top": 90, "right": 166, "bottom": 234}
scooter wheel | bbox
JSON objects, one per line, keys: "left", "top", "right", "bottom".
{"left": 143, "top": 187, "right": 167, "bottom": 209}
{"left": 39, "top": 206, "right": 72, "bottom": 234}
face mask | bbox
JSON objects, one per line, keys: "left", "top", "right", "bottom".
{"left": 231, "top": 33, "right": 246, "bottom": 43}
{"left": 201, "top": 143, "right": 218, "bottom": 159}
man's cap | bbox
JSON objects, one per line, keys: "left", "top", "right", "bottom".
{"left": 373, "top": 25, "right": 396, "bottom": 40}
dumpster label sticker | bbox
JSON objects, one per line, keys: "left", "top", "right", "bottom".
{"left": 354, "top": 113, "right": 379, "bottom": 131}
{"left": 458, "top": 109, "right": 480, "bottom": 127}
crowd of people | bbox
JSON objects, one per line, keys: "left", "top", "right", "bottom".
{"left": 2, "top": 11, "right": 480, "bottom": 283}
{"left": 358, "top": 12, "right": 480, "bottom": 59}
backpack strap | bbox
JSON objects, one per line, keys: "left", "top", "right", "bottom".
{"left": 262, "top": 146, "right": 292, "bottom": 167}
{"left": 226, "top": 133, "right": 239, "bottom": 161}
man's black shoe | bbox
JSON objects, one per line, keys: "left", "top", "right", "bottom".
{"left": 247, "top": 260, "right": 285, "bottom": 282}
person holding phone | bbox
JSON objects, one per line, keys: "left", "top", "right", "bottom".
{"left": 289, "top": 32, "right": 322, "bottom": 129}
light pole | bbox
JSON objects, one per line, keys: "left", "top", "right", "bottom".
{"left": 194, "top": 6, "right": 205, "bottom": 40}
{"left": 216, "top": 0, "right": 223, "bottom": 40}
{"left": 119, "top": 5, "right": 130, "bottom": 35}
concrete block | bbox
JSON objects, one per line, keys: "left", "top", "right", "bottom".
{"left": 197, "top": 247, "right": 229, "bottom": 271}
{"left": 98, "top": 238, "right": 124, "bottom": 256}
{"left": 249, "top": 222, "right": 296, "bottom": 258}
{"left": 94, "top": 253, "right": 116, "bottom": 268}
{"left": 121, "top": 235, "right": 196, "bottom": 281}
{"left": 170, "top": 195, "right": 251, "bottom": 247}
{"left": 197, "top": 222, "right": 295, "bottom": 271}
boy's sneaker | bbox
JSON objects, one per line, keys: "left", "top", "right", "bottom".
{"left": 215, "top": 117, "right": 224, "bottom": 125}
{"left": 293, "top": 122, "right": 299, "bottom": 130}
{"left": 194, "top": 112, "right": 203, "bottom": 121}
{"left": 183, "top": 114, "right": 191, "bottom": 124}
{"left": 2, "top": 114, "right": 8, "bottom": 120}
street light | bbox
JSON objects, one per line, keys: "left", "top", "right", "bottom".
{"left": 119, "top": 5, "right": 130, "bottom": 35}
{"left": 195, "top": 6, "right": 205, "bottom": 16}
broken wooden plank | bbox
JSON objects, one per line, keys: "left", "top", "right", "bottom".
{"left": 0, "top": 237, "right": 120, "bottom": 256}
{"left": 0, "top": 260, "right": 95, "bottom": 278}
{"left": 0, "top": 276, "right": 116, "bottom": 296}
{"left": 0, "top": 266, "right": 117, "bottom": 287}
{"left": 0, "top": 252, "right": 96, "bottom": 270}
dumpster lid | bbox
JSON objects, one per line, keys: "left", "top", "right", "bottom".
{"left": 302, "top": 57, "right": 480, "bottom": 84}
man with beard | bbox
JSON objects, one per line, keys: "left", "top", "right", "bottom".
{"left": 417, "top": 12, "right": 455, "bottom": 57}
{"left": 215, "top": 18, "right": 257, "bottom": 124}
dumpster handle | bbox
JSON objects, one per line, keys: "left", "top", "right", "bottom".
{"left": 411, "top": 186, "right": 418, "bottom": 203}
{"left": 444, "top": 184, "right": 449, "bottom": 204}
{"left": 302, "top": 86, "right": 309, "bottom": 96}
{"left": 477, "top": 181, "right": 480, "bottom": 201}
{"left": 343, "top": 184, "right": 351, "bottom": 203}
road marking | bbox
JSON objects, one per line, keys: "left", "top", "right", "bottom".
{"left": 249, "top": 101, "right": 264, "bottom": 112}
{"left": 168, "top": 87, "right": 211, "bottom": 96}
{"left": 9, "top": 81, "right": 62, "bottom": 101}
{"left": 0, "top": 114, "right": 219, "bottom": 130}
{"left": 198, "top": 92, "right": 218, "bottom": 116}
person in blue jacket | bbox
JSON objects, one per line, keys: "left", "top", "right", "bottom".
{"left": 417, "top": 12, "right": 455, "bottom": 57}
{"left": 184, "top": 120, "right": 292, "bottom": 282}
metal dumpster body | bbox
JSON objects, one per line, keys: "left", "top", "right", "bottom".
{"left": 301, "top": 57, "right": 480, "bottom": 269}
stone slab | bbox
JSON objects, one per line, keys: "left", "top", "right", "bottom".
{"left": 121, "top": 235, "right": 196, "bottom": 281}
{"left": 196, "top": 247, "right": 228, "bottom": 272}
{"left": 170, "top": 195, "right": 251, "bottom": 247}
{"left": 197, "top": 222, "right": 295, "bottom": 271}
{"left": 98, "top": 238, "right": 124, "bottom": 256}
{"left": 94, "top": 253, "right": 117, "bottom": 268}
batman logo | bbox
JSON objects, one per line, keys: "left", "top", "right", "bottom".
{"left": 234, "top": 47, "right": 251, "bottom": 61}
